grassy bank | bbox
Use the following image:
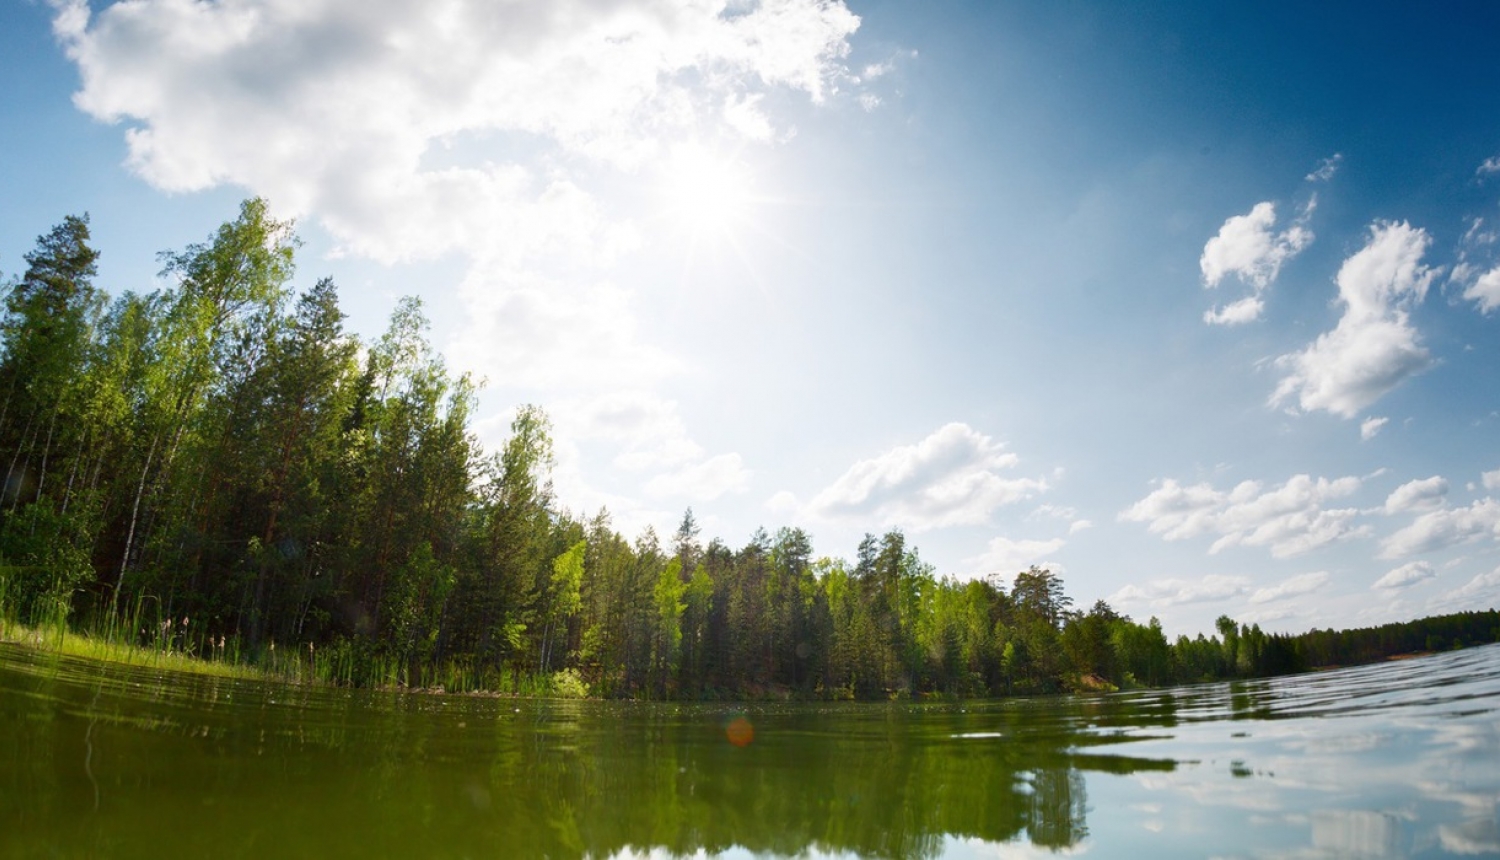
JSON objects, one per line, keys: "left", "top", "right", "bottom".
{"left": 1, "top": 613, "right": 294, "bottom": 683}
{"left": 0, "top": 594, "right": 588, "bottom": 697}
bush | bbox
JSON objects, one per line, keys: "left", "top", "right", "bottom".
{"left": 0, "top": 504, "right": 96, "bottom": 627}
{"left": 551, "top": 667, "right": 590, "bottom": 699}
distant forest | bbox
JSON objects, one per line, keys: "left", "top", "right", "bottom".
{"left": 2, "top": 201, "right": 1497, "bottom": 698}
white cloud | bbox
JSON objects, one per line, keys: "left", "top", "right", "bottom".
{"left": 1239, "top": 605, "right": 1298, "bottom": 626}
{"left": 550, "top": 391, "right": 703, "bottom": 470}
{"left": 1270, "top": 221, "right": 1437, "bottom": 418}
{"left": 1249, "top": 571, "right": 1329, "bottom": 604}
{"left": 1203, "top": 296, "right": 1265, "bottom": 326}
{"left": 644, "top": 453, "right": 751, "bottom": 501}
{"left": 1032, "top": 504, "right": 1077, "bottom": 521}
{"left": 1032, "top": 503, "right": 1091, "bottom": 534}
{"left": 1200, "top": 200, "right": 1314, "bottom": 325}
{"left": 1478, "top": 155, "right": 1500, "bottom": 176}
{"left": 1484, "top": 469, "right": 1500, "bottom": 491}
{"left": 806, "top": 423, "right": 1047, "bottom": 531}
{"left": 55, "top": 0, "right": 861, "bottom": 224}
{"left": 1120, "top": 474, "right": 1367, "bottom": 559}
{"left": 1450, "top": 217, "right": 1500, "bottom": 314}
{"left": 1109, "top": 575, "right": 1250, "bottom": 608}
{"left": 1428, "top": 567, "right": 1500, "bottom": 614}
{"left": 854, "top": 48, "right": 915, "bottom": 82}
{"left": 1119, "top": 479, "right": 1222, "bottom": 542}
{"left": 1463, "top": 266, "right": 1500, "bottom": 313}
{"left": 1384, "top": 476, "right": 1449, "bottom": 515}
{"left": 1380, "top": 498, "right": 1500, "bottom": 559}
{"left": 51, "top": 0, "right": 863, "bottom": 395}
{"left": 1360, "top": 416, "right": 1388, "bottom": 440}
{"left": 1305, "top": 153, "right": 1343, "bottom": 183}
{"left": 449, "top": 271, "right": 678, "bottom": 392}
{"left": 960, "top": 536, "right": 1066, "bottom": 578}
{"left": 1372, "top": 561, "right": 1436, "bottom": 591}
{"left": 547, "top": 390, "right": 750, "bottom": 505}
{"left": 1201, "top": 202, "right": 1314, "bottom": 289}
{"left": 765, "top": 489, "right": 799, "bottom": 516}
{"left": 722, "top": 93, "right": 775, "bottom": 141}
{"left": 548, "top": 438, "right": 678, "bottom": 541}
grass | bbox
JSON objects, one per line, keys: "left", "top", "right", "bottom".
{"left": 0, "top": 607, "right": 291, "bottom": 683}
{"left": 0, "top": 579, "right": 320, "bottom": 685}
{"left": 0, "top": 572, "right": 591, "bottom": 696}
{"left": 1, "top": 619, "right": 267, "bottom": 680}
{"left": 0, "top": 602, "right": 590, "bottom": 698}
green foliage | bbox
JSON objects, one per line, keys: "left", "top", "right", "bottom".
{"left": 384, "top": 542, "right": 454, "bottom": 674}
{"left": 4, "top": 200, "right": 1497, "bottom": 700}
{"left": 0, "top": 503, "right": 95, "bottom": 626}
{"left": 652, "top": 559, "right": 686, "bottom": 694}
{"left": 549, "top": 666, "right": 590, "bottom": 699}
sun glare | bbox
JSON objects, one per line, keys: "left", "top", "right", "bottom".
{"left": 658, "top": 144, "right": 754, "bottom": 240}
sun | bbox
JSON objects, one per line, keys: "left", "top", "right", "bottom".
{"left": 656, "top": 143, "right": 754, "bottom": 241}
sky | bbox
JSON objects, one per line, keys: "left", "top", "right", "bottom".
{"left": 3, "top": 0, "right": 1500, "bottom": 638}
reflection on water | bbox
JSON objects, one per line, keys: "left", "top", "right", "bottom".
{"left": 1311, "top": 810, "right": 1402, "bottom": 858}
{"left": 1, "top": 642, "right": 1497, "bottom": 858}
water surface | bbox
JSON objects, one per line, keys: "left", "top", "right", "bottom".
{"left": 3, "top": 642, "right": 1497, "bottom": 858}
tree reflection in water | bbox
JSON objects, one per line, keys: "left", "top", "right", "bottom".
{"left": 8, "top": 644, "right": 1497, "bottom": 859}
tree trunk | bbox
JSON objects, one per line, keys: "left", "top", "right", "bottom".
{"left": 33, "top": 406, "right": 58, "bottom": 505}
{"left": 113, "top": 431, "right": 161, "bottom": 618}
{"left": 4, "top": 411, "right": 34, "bottom": 511}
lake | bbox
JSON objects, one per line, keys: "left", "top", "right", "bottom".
{"left": 2, "top": 641, "right": 1497, "bottom": 859}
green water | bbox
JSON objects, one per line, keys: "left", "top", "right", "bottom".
{"left": 2, "top": 643, "right": 1497, "bottom": 858}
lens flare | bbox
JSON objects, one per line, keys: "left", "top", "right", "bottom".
{"left": 725, "top": 716, "right": 755, "bottom": 748}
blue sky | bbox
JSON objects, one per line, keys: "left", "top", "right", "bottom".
{"left": 4, "top": 0, "right": 1500, "bottom": 637}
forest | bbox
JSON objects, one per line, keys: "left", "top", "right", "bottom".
{"left": 2, "top": 200, "right": 1498, "bottom": 699}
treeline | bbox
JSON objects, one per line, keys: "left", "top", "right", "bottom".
{"left": 1, "top": 201, "right": 1496, "bottom": 698}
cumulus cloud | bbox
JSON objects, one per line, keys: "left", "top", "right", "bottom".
{"left": 1271, "top": 221, "right": 1437, "bottom": 418}
{"left": 51, "top": 0, "right": 863, "bottom": 388}
{"left": 1200, "top": 200, "right": 1314, "bottom": 325}
{"left": 54, "top": 0, "right": 860, "bottom": 221}
{"left": 1384, "top": 476, "right": 1449, "bottom": 515}
{"left": 1203, "top": 295, "right": 1266, "bottom": 326}
{"left": 1380, "top": 498, "right": 1500, "bottom": 559}
{"left": 1484, "top": 469, "right": 1500, "bottom": 491}
{"left": 1249, "top": 571, "right": 1329, "bottom": 604}
{"left": 1360, "top": 416, "right": 1388, "bottom": 440}
{"left": 1372, "top": 561, "right": 1437, "bottom": 591}
{"left": 1479, "top": 155, "right": 1500, "bottom": 176}
{"left": 1120, "top": 474, "right": 1368, "bottom": 559}
{"left": 1109, "top": 575, "right": 1250, "bottom": 609}
{"left": 961, "top": 536, "right": 1066, "bottom": 578}
{"left": 806, "top": 423, "right": 1047, "bottom": 531}
{"left": 1201, "top": 202, "right": 1314, "bottom": 289}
